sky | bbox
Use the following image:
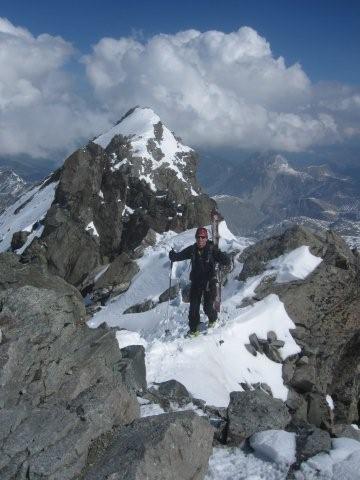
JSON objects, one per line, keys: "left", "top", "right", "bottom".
{"left": 0, "top": 0, "right": 359, "bottom": 162}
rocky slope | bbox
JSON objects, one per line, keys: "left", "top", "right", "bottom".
{"left": 0, "top": 107, "right": 214, "bottom": 291}
{"left": 238, "top": 225, "right": 360, "bottom": 427}
{"left": 0, "top": 168, "right": 29, "bottom": 212}
{"left": 0, "top": 253, "right": 214, "bottom": 479}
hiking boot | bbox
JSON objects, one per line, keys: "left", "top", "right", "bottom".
{"left": 185, "top": 330, "right": 200, "bottom": 338}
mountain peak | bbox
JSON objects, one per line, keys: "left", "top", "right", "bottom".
{"left": 94, "top": 106, "right": 162, "bottom": 149}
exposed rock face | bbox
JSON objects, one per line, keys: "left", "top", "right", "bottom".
{"left": 81, "top": 411, "right": 214, "bottom": 480}
{"left": 227, "top": 390, "right": 291, "bottom": 445}
{"left": 0, "top": 253, "right": 140, "bottom": 479}
{"left": 19, "top": 107, "right": 214, "bottom": 288}
{"left": 239, "top": 225, "right": 360, "bottom": 426}
{"left": 0, "top": 168, "right": 28, "bottom": 211}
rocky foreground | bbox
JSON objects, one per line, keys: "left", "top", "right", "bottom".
{"left": 0, "top": 225, "right": 359, "bottom": 479}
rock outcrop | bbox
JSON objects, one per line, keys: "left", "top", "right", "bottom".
{"left": 239, "top": 225, "right": 360, "bottom": 427}
{"left": 5, "top": 107, "right": 215, "bottom": 291}
{"left": 0, "top": 253, "right": 140, "bottom": 479}
{"left": 81, "top": 411, "right": 214, "bottom": 480}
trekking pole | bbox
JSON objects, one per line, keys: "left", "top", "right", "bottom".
{"left": 165, "top": 261, "right": 173, "bottom": 326}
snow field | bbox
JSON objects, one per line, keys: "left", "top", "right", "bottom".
{"left": 0, "top": 179, "right": 58, "bottom": 253}
{"left": 88, "top": 222, "right": 324, "bottom": 407}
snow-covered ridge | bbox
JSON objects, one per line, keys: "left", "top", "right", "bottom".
{"left": 94, "top": 107, "right": 198, "bottom": 195}
{"left": 88, "top": 222, "right": 323, "bottom": 407}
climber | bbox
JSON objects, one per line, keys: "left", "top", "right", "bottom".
{"left": 169, "top": 227, "right": 230, "bottom": 337}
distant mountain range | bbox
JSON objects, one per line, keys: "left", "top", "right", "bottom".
{"left": 198, "top": 153, "right": 360, "bottom": 239}
{"left": 0, "top": 168, "right": 30, "bottom": 212}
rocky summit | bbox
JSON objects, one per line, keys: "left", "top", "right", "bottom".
{"left": 0, "top": 107, "right": 214, "bottom": 289}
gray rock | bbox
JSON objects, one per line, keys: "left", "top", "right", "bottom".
{"left": 263, "top": 343, "right": 283, "bottom": 363}
{"left": 306, "top": 393, "right": 333, "bottom": 430}
{"left": 245, "top": 343, "right": 257, "bottom": 356}
{"left": 267, "top": 330, "right": 277, "bottom": 342}
{"left": 331, "top": 424, "right": 360, "bottom": 441}
{"left": 297, "top": 355, "right": 309, "bottom": 365}
{"left": 0, "top": 253, "right": 139, "bottom": 479}
{"left": 123, "top": 298, "right": 156, "bottom": 314}
{"left": 82, "top": 412, "right": 214, "bottom": 480}
{"left": 249, "top": 333, "right": 262, "bottom": 353}
{"left": 282, "top": 360, "right": 296, "bottom": 384}
{"left": 159, "top": 284, "right": 180, "bottom": 303}
{"left": 156, "top": 379, "right": 192, "bottom": 406}
{"left": 286, "top": 389, "right": 308, "bottom": 422}
{"left": 298, "top": 427, "right": 331, "bottom": 461}
{"left": 289, "top": 422, "right": 331, "bottom": 464}
{"left": 11, "top": 230, "right": 30, "bottom": 251}
{"left": 227, "top": 390, "right": 291, "bottom": 445}
{"left": 271, "top": 339, "right": 286, "bottom": 348}
{"left": 94, "top": 253, "right": 139, "bottom": 292}
{"left": 119, "top": 345, "right": 147, "bottom": 394}
{"left": 290, "top": 364, "right": 316, "bottom": 393}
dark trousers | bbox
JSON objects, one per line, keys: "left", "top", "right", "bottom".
{"left": 188, "top": 283, "right": 217, "bottom": 332}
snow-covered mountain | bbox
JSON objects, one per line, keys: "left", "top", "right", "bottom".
{"left": 199, "top": 153, "right": 360, "bottom": 238}
{"left": 0, "top": 167, "right": 29, "bottom": 211}
{"left": 0, "top": 107, "right": 214, "bottom": 286}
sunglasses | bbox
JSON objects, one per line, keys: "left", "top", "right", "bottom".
{"left": 196, "top": 235, "right": 207, "bottom": 239}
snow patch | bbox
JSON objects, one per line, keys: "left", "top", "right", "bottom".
{"left": 268, "top": 246, "right": 322, "bottom": 283}
{"left": 0, "top": 180, "right": 58, "bottom": 253}
{"left": 250, "top": 430, "right": 296, "bottom": 466}
{"left": 326, "top": 394, "right": 335, "bottom": 410}
{"left": 85, "top": 221, "right": 99, "bottom": 237}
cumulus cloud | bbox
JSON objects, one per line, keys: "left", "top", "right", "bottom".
{"left": 82, "top": 27, "right": 354, "bottom": 152}
{"left": 1, "top": 19, "right": 359, "bottom": 158}
{"left": 0, "top": 17, "right": 111, "bottom": 157}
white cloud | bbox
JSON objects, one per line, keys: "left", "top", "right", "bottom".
{"left": 0, "top": 17, "right": 111, "bottom": 157}
{"left": 0, "top": 20, "right": 359, "bottom": 158}
{"left": 83, "top": 27, "right": 347, "bottom": 152}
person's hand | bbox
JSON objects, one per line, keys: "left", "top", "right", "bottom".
{"left": 169, "top": 249, "right": 176, "bottom": 262}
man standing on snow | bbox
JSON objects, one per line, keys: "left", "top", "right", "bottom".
{"left": 169, "top": 227, "right": 230, "bottom": 337}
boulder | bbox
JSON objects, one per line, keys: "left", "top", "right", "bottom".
{"left": 94, "top": 252, "right": 139, "bottom": 292}
{"left": 156, "top": 379, "right": 192, "bottom": 406}
{"left": 123, "top": 299, "right": 156, "bottom": 314}
{"left": 10, "top": 230, "right": 29, "bottom": 251}
{"left": 119, "top": 345, "right": 147, "bottom": 394}
{"left": 0, "top": 253, "right": 139, "bottom": 479}
{"left": 306, "top": 393, "right": 333, "bottom": 430}
{"left": 227, "top": 390, "right": 291, "bottom": 445}
{"left": 82, "top": 412, "right": 214, "bottom": 480}
{"left": 294, "top": 423, "right": 332, "bottom": 462}
{"left": 159, "top": 284, "right": 180, "bottom": 303}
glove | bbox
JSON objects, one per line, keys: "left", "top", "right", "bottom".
{"left": 169, "top": 249, "right": 176, "bottom": 262}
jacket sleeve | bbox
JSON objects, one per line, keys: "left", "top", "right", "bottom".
{"left": 171, "top": 245, "right": 194, "bottom": 262}
{"left": 213, "top": 248, "right": 231, "bottom": 267}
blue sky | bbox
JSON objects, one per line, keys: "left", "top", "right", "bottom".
{"left": 2, "top": 0, "right": 359, "bottom": 84}
{"left": 0, "top": 0, "right": 359, "bottom": 160}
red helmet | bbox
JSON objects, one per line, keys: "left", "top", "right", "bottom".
{"left": 195, "top": 227, "right": 208, "bottom": 238}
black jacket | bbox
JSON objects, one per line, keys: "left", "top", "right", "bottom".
{"left": 171, "top": 241, "right": 230, "bottom": 286}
